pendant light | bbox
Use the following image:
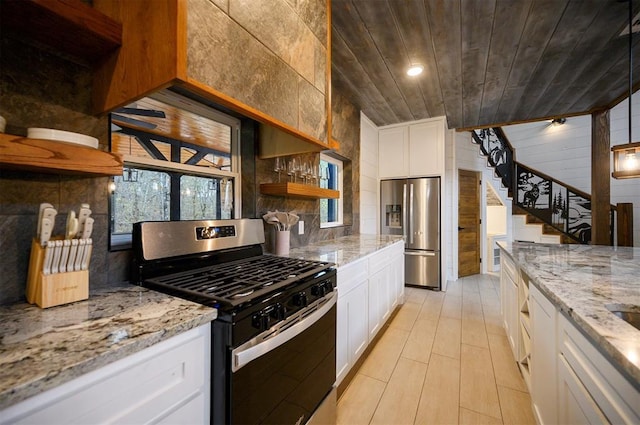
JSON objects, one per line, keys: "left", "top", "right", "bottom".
{"left": 612, "top": 0, "right": 640, "bottom": 178}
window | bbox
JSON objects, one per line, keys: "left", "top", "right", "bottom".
{"left": 320, "top": 153, "right": 343, "bottom": 227}
{"left": 109, "top": 91, "right": 241, "bottom": 249}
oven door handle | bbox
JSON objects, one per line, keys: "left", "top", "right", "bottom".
{"left": 232, "top": 292, "right": 337, "bottom": 372}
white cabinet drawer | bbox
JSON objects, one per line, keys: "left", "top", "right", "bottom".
{"left": 337, "top": 258, "right": 368, "bottom": 297}
{"left": 2, "top": 324, "right": 210, "bottom": 425}
{"left": 559, "top": 315, "right": 640, "bottom": 425}
{"left": 369, "top": 246, "right": 393, "bottom": 275}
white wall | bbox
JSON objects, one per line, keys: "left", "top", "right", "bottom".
{"left": 487, "top": 206, "right": 507, "bottom": 235}
{"left": 360, "top": 112, "right": 379, "bottom": 235}
{"left": 503, "top": 91, "right": 640, "bottom": 246}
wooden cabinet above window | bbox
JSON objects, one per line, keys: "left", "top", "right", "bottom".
{"left": 93, "top": 0, "right": 331, "bottom": 155}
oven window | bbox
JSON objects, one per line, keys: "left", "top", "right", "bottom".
{"left": 109, "top": 91, "right": 241, "bottom": 250}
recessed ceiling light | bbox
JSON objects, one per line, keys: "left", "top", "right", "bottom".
{"left": 407, "top": 65, "right": 424, "bottom": 76}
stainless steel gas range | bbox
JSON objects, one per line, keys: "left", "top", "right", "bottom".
{"left": 131, "top": 219, "right": 337, "bottom": 425}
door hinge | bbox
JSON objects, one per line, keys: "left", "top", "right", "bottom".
{"left": 479, "top": 258, "right": 482, "bottom": 263}
{"left": 479, "top": 219, "right": 482, "bottom": 224}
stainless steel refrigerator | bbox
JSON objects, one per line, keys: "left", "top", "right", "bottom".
{"left": 380, "top": 177, "right": 440, "bottom": 289}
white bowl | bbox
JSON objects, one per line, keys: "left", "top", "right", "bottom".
{"left": 27, "top": 128, "right": 99, "bottom": 149}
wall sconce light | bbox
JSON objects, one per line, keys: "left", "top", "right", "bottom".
{"left": 551, "top": 118, "right": 566, "bottom": 126}
{"left": 612, "top": 0, "right": 640, "bottom": 179}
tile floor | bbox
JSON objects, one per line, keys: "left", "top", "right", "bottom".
{"left": 336, "top": 273, "right": 536, "bottom": 425}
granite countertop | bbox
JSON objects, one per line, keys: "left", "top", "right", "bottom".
{"left": 287, "top": 234, "right": 405, "bottom": 267}
{"left": 0, "top": 283, "right": 217, "bottom": 411}
{"left": 498, "top": 241, "right": 640, "bottom": 385}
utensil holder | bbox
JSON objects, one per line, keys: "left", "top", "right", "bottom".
{"left": 275, "top": 230, "right": 290, "bottom": 256}
{"left": 26, "top": 239, "right": 89, "bottom": 308}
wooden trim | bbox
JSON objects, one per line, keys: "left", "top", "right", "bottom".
{"left": 616, "top": 203, "right": 634, "bottom": 247}
{"left": 259, "top": 182, "right": 339, "bottom": 199}
{"left": 455, "top": 110, "right": 589, "bottom": 133}
{"left": 92, "top": 0, "right": 182, "bottom": 114}
{"left": 0, "top": 134, "right": 123, "bottom": 176}
{"left": 326, "top": 0, "right": 333, "bottom": 150}
{"left": 591, "top": 110, "right": 611, "bottom": 245}
{"left": 180, "top": 78, "right": 330, "bottom": 152}
{"left": 175, "top": 0, "right": 188, "bottom": 81}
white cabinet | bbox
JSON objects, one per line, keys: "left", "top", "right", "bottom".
{"left": 1, "top": 324, "right": 211, "bottom": 425}
{"left": 408, "top": 120, "right": 445, "bottom": 176}
{"left": 498, "top": 248, "right": 640, "bottom": 425}
{"left": 530, "top": 284, "right": 558, "bottom": 425}
{"left": 378, "top": 117, "right": 445, "bottom": 179}
{"left": 336, "top": 241, "right": 405, "bottom": 385}
{"left": 368, "top": 243, "right": 404, "bottom": 340}
{"left": 558, "top": 314, "right": 640, "bottom": 425}
{"left": 378, "top": 126, "right": 408, "bottom": 178}
{"left": 500, "top": 253, "right": 519, "bottom": 359}
{"left": 336, "top": 258, "right": 369, "bottom": 385}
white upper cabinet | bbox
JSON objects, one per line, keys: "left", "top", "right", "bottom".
{"left": 378, "top": 126, "right": 409, "bottom": 178}
{"left": 378, "top": 117, "right": 446, "bottom": 179}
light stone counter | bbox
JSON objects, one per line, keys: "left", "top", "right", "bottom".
{"left": 0, "top": 283, "right": 216, "bottom": 410}
{"left": 498, "top": 241, "right": 640, "bottom": 385}
{"left": 287, "top": 234, "right": 405, "bottom": 267}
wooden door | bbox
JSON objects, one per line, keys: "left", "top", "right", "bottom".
{"left": 458, "top": 169, "right": 480, "bottom": 277}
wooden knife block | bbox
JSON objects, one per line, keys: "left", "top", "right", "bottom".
{"left": 26, "top": 239, "right": 89, "bottom": 308}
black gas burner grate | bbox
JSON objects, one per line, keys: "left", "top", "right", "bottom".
{"left": 144, "top": 255, "right": 332, "bottom": 308}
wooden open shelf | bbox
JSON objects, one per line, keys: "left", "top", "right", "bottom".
{"left": 0, "top": 133, "right": 123, "bottom": 176}
{"left": 260, "top": 182, "right": 340, "bottom": 199}
{"left": 1, "top": 0, "right": 122, "bottom": 65}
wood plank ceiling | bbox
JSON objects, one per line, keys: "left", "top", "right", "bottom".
{"left": 331, "top": 0, "right": 640, "bottom": 130}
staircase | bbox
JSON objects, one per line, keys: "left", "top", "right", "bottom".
{"left": 471, "top": 128, "right": 615, "bottom": 245}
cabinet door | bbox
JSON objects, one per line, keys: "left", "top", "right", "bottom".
{"left": 349, "top": 282, "right": 369, "bottom": 362}
{"left": 530, "top": 284, "right": 557, "bottom": 425}
{"left": 379, "top": 126, "right": 409, "bottom": 178}
{"left": 336, "top": 281, "right": 369, "bottom": 385}
{"left": 409, "top": 120, "right": 444, "bottom": 176}
{"left": 505, "top": 276, "right": 519, "bottom": 359}
{"left": 2, "top": 324, "right": 210, "bottom": 424}
{"left": 336, "top": 295, "right": 350, "bottom": 384}
{"left": 368, "top": 269, "right": 383, "bottom": 339}
{"left": 558, "top": 355, "right": 609, "bottom": 425}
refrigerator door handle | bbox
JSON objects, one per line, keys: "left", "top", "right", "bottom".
{"left": 405, "top": 251, "right": 437, "bottom": 257}
{"left": 409, "top": 183, "right": 414, "bottom": 244}
{"left": 402, "top": 183, "right": 408, "bottom": 240}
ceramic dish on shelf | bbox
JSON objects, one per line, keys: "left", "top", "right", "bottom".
{"left": 27, "top": 128, "right": 99, "bottom": 149}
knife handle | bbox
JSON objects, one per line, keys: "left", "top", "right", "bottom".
{"left": 75, "top": 240, "right": 86, "bottom": 272}
{"left": 51, "top": 240, "right": 63, "bottom": 274}
{"left": 67, "top": 239, "right": 79, "bottom": 272}
{"left": 81, "top": 239, "right": 93, "bottom": 271}
{"left": 59, "top": 240, "right": 71, "bottom": 273}
{"left": 42, "top": 241, "right": 54, "bottom": 275}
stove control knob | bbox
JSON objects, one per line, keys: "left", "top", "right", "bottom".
{"left": 270, "top": 303, "right": 286, "bottom": 320}
{"left": 322, "top": 280, "right": 334, "bottom": 293}
{"left": 293, "top": 291, "right": 308, "bottom": 307}
{"left": 311, "top": 283, "right": 327, "bottom": 297}
{"left": 252, "top": 311, "right": 270, "bottom": 331}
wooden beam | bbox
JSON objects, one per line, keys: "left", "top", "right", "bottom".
{"left": 591, "top": 110, "right": 611, "bottom": 245}
{"left": 616, "top": 203, "right": 634, "bottom": 247}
